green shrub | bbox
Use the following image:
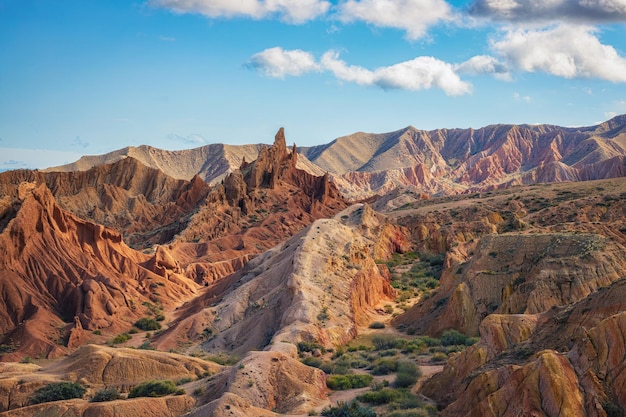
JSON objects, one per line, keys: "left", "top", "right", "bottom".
{"left": 321, "top": 401, "right": 376, "bottom": 417}
{"left": 90, "top": 387, "right": 122, "bottom": 402}
{"left": 440, "top": 329, "right": 468, "bottom": 346}
{"left": 176, "top": 377, "right": 194, "bottom": 385}
{"left": 128, "top": 380, "right": 182, "bottom": 398}
{"left": 134, "top": 318, "right": 162, "bottom": 331}
{"left": 430, "top": 352, "right": 448, "bottom": 363}
{"left": 326, "top": 374, "right": 373, "bottom": 390}
{"left": 357, "top": 388, "right": 401, "bottom": 405}
{"left": 302, "top": 356, "right": 323, "bottom": 368}
{"left": 30, "top": 382, "right": 86, "bottom": 404}
{"left": 298, "top": 341, "right": 325, "bottom": 354}
{"left": 372, "top": 335, "right": 406, "bottom": 351}
{"left": 369, "top": 322, "right": 385, "bottom": 329}
{"left": 393, "top": 361, "right": 421, "bottom": 388}
{"left": 370, "top": 358, "right": 398, "bottom": 375}
{"left": 112, "top": 333, "right": 131, "bottom": 344}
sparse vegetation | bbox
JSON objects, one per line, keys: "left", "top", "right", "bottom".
{"left": 326, "top": 374, "right": 374, "bottom": 390}
{"left": 128, "top": 380, "right": 183, "bottom": 398}
{"left": 30, "top": 382, "right": 86, "bottom": 404}
{"left": 134, "top": 317, "right": 162, "bottom": 331}
{"left": 393, "top": 361, "right": 421, "bottom": 388}
{"left": 321, "top": 401, "right": 376, "bottom": 417}
{"left": 111, "top": 333, "right": 131, "bottom": 344}
{"left": 91, "top": 387, "right": 122, "bottom": 402}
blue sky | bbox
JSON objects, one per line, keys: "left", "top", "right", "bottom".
{"left": 1, "top": 0, "right": 626, "bottom": 170}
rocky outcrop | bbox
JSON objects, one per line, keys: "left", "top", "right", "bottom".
{"left": 396, "top": 232, "right": 626, "bottom": 336}
{"left": 420, "top": 260, "right": 626, "bottom": 416}
{"left": 170, "top": 128, "right": 347, "bottom": 284}
{"left": 0, "top": 345, "right": 219, "bottom": 412}
{"left": 154, "top": 203, "right": 405, "bottom": 355}
{"left": 190, "top": 349, "right": 327, "bottom": 416}
{"left": 0, "top": 184, "right": 200, "bottom": 360}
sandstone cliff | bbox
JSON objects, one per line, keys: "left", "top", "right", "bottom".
{"left": 0, "top": 184, "right": 200, "bottom": 360}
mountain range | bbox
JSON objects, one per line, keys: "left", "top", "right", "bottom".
{"left": 48, "top": 115, "right": 626, "bottom": 198}
{"left": 1, "top": 117, "right": 625, "bottom": 417}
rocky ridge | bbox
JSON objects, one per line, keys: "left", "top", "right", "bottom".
{"left": 301, "top": 114, "right": 626, "bottom": 198}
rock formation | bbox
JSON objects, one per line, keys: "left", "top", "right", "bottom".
{"left": 0, "top": 184, "right": 200, "bottom": 360}
{"left": 301, "top": 114, "right": 626, "bottom": 198}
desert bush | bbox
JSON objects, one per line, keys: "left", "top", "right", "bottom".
{"left": 326, "top": 374, "right": 373, "bottom": 390}
{"left": 370, "top": 358, "right": 398, "bottom": 375}
{"left": 112, "top": 333, "right": 131, "bottom": 344}
{"left": 30, "top": 382, "right": 86, "bottom": 404}
{"left": 302, "top": 356, "right": 323, "bottom": 368}
{"left": 430, "top": 352, "right": 448, "bottom": 363}
{"left": 91, "top": 387, "right": 122, "bottom": 402}
{"left": 369, "top": 321, "right": 385, "bottom": 329}
{"left": 372, "top": 335, "right": 406, "bottom": 351}
{"left": 357, "top": 388, "right": 401, "bottom": 405}
{"left": 440, "top": 329, "right": 468, "bottom": 346}
{"left": 393, "top": 361, "right": 421, "bottom": 388}
{"left": 128, "top": 380, "right": 183, "bottom": 398}
{"left": 134, "top": 317, "right": 161, "bottom": 331}
{"left": 321, "top": 401, "right": 376, "bottom": 417}
{"left": 298, "top": 341, "right": 325, "bottom": 354}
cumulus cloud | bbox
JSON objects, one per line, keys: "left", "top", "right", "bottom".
{"left": 469, "top": 0, "right": 626, "bottom": 24}
{"left": 325, "top": 52, "right": 473, "bottom": 96}
{"left": 247, "top": 47, "right": 320, "bottom": 78}
{"left": 455, "top": 55, "right": 511, "bottom": 80}
{"left": 149, "top": 0, "right": 330, "bottom": 23}
{"left": 248, "top": 48, "right": 472, "bottom": 95}
{"left": 491, "top": 24, "right": 626, "bottom": 82}
{"left": 338, "top": 0, "right": 454, "bottom": 40}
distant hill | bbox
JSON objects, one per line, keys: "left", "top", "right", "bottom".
{"left": 45, "top": 143, "right": 325, "bottom": 185}
{"left": 300, "top": 114, "right": 626, "bottom": 197}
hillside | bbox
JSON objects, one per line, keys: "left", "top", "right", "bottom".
{"left": 384, "top": 177, "right": 626, "bottom": 416}
{"left": 301, "top": 114, "right": 626, "bottom": 197}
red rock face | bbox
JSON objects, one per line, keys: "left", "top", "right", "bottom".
{"left": 0, "top": 185, "right": 201, "bottom": 360}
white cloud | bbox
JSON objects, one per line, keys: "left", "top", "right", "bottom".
{"left": 491, "top": 24, "right": 626, "bottom": 82}
{"left": 247, "top": 47, "right": 320, "bottom": 78}
{"left": 247, "top": 48, "right": 472, "bottom": 95}
{"left": 470, "top": 0, "right": 626, "bottom": 24}
{"left": 455, "top": 55, "right": 511, "bottom": 80}
{"left": 321, "top": 51, "right": 472, "bottom": 95}
{"left": 337, "top": 0, "right": 454, "bottom": 40}
{"left": 149, "top": 0, "right": 330, "bottom": 23}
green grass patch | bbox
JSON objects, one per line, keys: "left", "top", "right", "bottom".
{"left": 326, "top": 374, "right": 374, "bottom": 390}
